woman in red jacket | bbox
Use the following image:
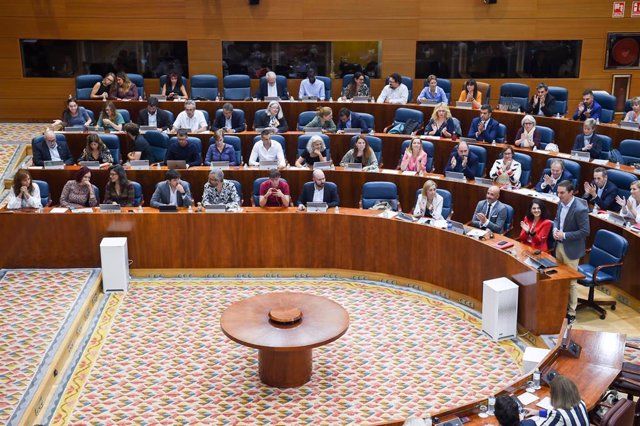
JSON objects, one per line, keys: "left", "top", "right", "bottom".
{"left": 519, "top": 199, "right": 554, "bottom": 252}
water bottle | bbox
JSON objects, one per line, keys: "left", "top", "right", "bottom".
{"left": 487, "top": 395, "right": 496, "bottom": 415}
{"left": 593, "top": 203, "right": 600, "bottom": 213}
{"left": 491, "top": 140, "right": 496, "bottom": 145}
{"left": 138, "top": 204, "right": 143, "bottom": 213}
{"left": 533, "top": 368, "right": 541, "bottom": 390}
{"left": 616, "top": 161, "right": 621, "bottom": 169}
{"left": 188, "top": 203, "right": 193, "bottom": 213}
{"left": 329, "top": 96, "right": 333, "bottom": 102}
{"left": 424, "top": 414, "right": 433, "bottom": 426}
{"left": 138, "top": 95, "right": 142, "bottom": 101}
{"left": 335, "top": 206, "right": 340, "bottom": 214}
{"left": 556, "top": 112, "right": 561, "bottom": 118}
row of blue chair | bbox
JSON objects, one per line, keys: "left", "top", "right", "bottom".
{"left": 33, "top": 179, "right": 142, "bottom": 207}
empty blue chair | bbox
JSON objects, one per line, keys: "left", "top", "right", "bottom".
{"left": 385, "top": 108, "right": 424, "bottom": 133}
{"left": 130, "top": 181, "right": 143, "bottom": 206}
{"left": 495, "top": 123, "right": 507, "bottom": 143}
{"left": 547, "top": 86, "right": 568, "bottom": 116}
{"left": 222, "top": 135, "right": 242, "bottom": 165}
{"left": 190, "top": 74, "right": 219, "bottom": 100}
{"left": 159, "top": 74, "right": 188, "bottom": 92}
{"left": 117, "top": 109, "right": 131, "bottom": 124}
{"left": 598, "top": 135, "right": 613, "bottom": 160}
{"left": 100, "top": 133, "right": 121, "bottom": 164}
{"left": 145, "top": 131, "right": 170, "bottom": 164}
{"left": 469, "top": 144, "right": 487, "bottom": 177}
{"left": 165, "top": 110, "right": 175, "bottom": 124}
{"left": 228, "top": 179, "right": 243, "bottom": 205}
{"left": 33, "top": 180, "right": 50, "bottom": 206}
{"left": 619, "top": 139, "right": 640, "bottom": 165}
{"left": 316, "top": 76, "right": 332, "bottom": 100}
{"left": 452, "top": 117, "right": 463, "bottom": 136}
{"left": 297, "top": 134, "right": 330, "bottom": 158}
{"left": 223, "top": 75, "right": 251, "bottom": 100}
{"left": 127, "top": 73, "right": 144, "bottom": 98}
{"left": 503, "top": 204, "right": 515, "bottom": 235}
{"left": 350, "top": 135, "right": 382, "bottom": 164}
{"left": 499, "top": 83, "right": 530, "bottom": 111}
{"left": 545, "top": 158, "right": 580, "bottom": 188}
{"left": 252, "top": 177, "right": 289, "bottom": 206}
{"left": 85, "top": 109, "right": 95, "bottom": 123}
{"left": 593, "top": 91, "right": 616, "bottom": 124}
{"left": 624, "top": 99, "right": 633, "bottom": 114}
{"left": 342, "top": 73, "right": 371, "bottom": 90}
{"left": 361, "top": 181, "right": 399, "bottom": 211}
{"left": 607, "top": 169, "right": 637, "bottom": 200}
{"left": 401, "top": 76, "right": 413, "bottom": 102}
{"left": 414, "top": 187, "right": 453, "bottom": 219}
{"left": 297, "top": 111, "right": 317, "bottom": 130}
{"left": 76, "top": 74, "right": 102, "bottom": 100}
{"left": 92, "top": 184, "right": 100, "bottom": 203}
{"left": 536, "top": 125, "right": 555, "bottom": 149}
{"left": 577, "top": 229, "right": 629, "bottom": 319}
{"left": 358, "top": 112, "right": 375, "bottom": 133}
{"left": 513, "top": 152, "right": 532, "bottom": 187}
{"left": 400, "top": 139, "right": 434, "bottom": 172}
{"left": 423, "top": 78, "right": 451, "bottom": 104}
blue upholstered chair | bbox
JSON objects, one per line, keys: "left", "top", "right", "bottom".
{"left": 85, "top": 109, "right": 95, "bottom": 123}
{"left": 228, "top": 179, "right": 243, "bottom": 205}
{"left": 221, "top": 135, "right": 243, "bottom": 165}
{"left": 297, "top": 111, "right": 317, "bottom": 130}
{"left": 258, "top": 75, "right": 288, "bottom": 99}
{"left": 476, "top": 81, "right": 491, "bottom": 104}
{"left": 144, "top": 131, "right": 170, "bottom": 164}
{"left": 117, "top": 109, "right": 131, "bottom": 124}
{"left": 452, "top": 117, "right": 463, "bottom": 136}
{"left": 598, "top": 135, "right": 613, "bottom": 160}
{"left": 198, "top": 110, "right": 210, "bottom": 128}
{"left": 361, "top": 181, "right": 399, "bottom": 211}
{"left": 92, "top": 184, "right": 100, "bottom": 203}
{"left": 499, "top": 83, "right": 530, "bottom": 111}
{"left": 32, "top": 133, "right": 66, "bottom": 146}
{"left": 577, "top": 229, "right": 629, "bottom": 319}
{"left": 414, "top": 187, "right": 453, "bottom": 219}
{"left": 130, "top": 181, "right": 143, "bottom": 206}
{"left": 384, "top": 108, "right": 424, "bottom": 133}
{"left": 223, "top": 75, "right": 251, "bottom": 100}
{"left": 252, "top": 177, "right": 289, "bottom": 206}
{"left": 316, "top": 76, "right": 332, "bottom": 100}
{"left": 190, "top": 74, "right": 219, "bottom": 100}
{"left": 503, "top": 204, "right": 515, "bottom": 235}
{"left": 342, "top": 74, "right": 371, "bottom": 89}
{"left": 127, "top": 73, "right": 144, "bottom": 98}
{"left": 33, "top": 180, "right": 50, "bottom": 206}
{"left": 536, "top": 125, "right": 555, "bottom": 149}
{"left": 495, "top": 123, "right": 507, "bottom": 143}
{"left": 213, "top": 109, "right": 245, "bottom": 132}
{"left": 513, "top": 152, "right": 532, "bottom": 187}
{"left": 545, "top": 158, "right": 580, "bottom": 188}
{"left": 99, "top": 133, "right": 121, "bottom": 164}
{"left": 469, "top": 144, "right": 487, "bottom": 177}
{"left": 401, "top": 76, "right": 413, "bottom": 102}
{"left": 357, "top": 112, "right": 375, "bottom": 133}
{"left": 624, "top": 99, "right": 633, "bottom": 114}
{"left": 547, "top": 86, "right": 568, "bottom": 116}
{"left": 76, "top": 74, "right": 102, "bottom": 100}
{"left": 606, "top": 169, "right": 637, "bottom": 200}
{"left": 159, "top": 74, "right": 188, "bottom": 92}
{"left": 169, "top": 136, "right": 201, "bottom": 158}
{"left": 297, "top": 134, "right": 330, "bottom": 158}
{"left": 400, "top": 139, "right": 435, "bottom": 172}
{"left": 165, "top": 110, "right": 175, "bottom": 124}
{"left": 593, "top": 91, "right": 616, "bottom": 123}
{"left": 619, "top": 139, "right": 640, "bottom": 165}
{"left": 252, "top": 135, "right": 286, "bottom": 158}
{"left": 350, "top": 135, "right": 382, "bottom": 164}
{"left": 422, "top": 78, "right": 451, "bottom": 103}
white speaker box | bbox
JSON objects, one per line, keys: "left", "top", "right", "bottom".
{"left": 482, "top": 277, "right": 518, "bottom": 341}
{"left": 100, "top": 237, "right": 130, "bottom": 292}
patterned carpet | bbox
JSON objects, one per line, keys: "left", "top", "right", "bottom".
{"left": 50, "top": 278, "right": 523, "bottom": 425}
{"left": 0, "top": 122, "right": 48, "bottom": 144}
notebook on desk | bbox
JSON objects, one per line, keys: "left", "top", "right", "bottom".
{"left": 304, "top": 127, "right": 322, "bottom": 134}
{"left": 149, "top": 94, "right": 166, "bottom": 101}
{"left": 344, "top": 128, "right": 362, "bottom": 135}
{"left": 620, "top": 121, "right": 640, "bottom": 130}
{"left": 166, "top": 160, "right": 187, "bottom": 169}
{"left": 264, "top": 96, "right": 281, "bottom": 102}
{"left": 306, "top": 202, "right": 328, "bottom": 213}
{"left": 64, "top": 126, "right": 84, "bottom": 132}
{"left": 258, "top": 160, "right": 278, "bottom": 170}
{"left": 139, "top": 126, "right": 157, "bottom": 132}
{"left": 43, "top": 160, "right": 65, "bottom": 169}
{"left": 79, "top": 161, "right": 100, "bottom": 169}
{"left": 352, "top": 96, "right": 369, "bottom": 103}
{"left": 209, "top": 161, "right": 230, "bottom": 170}
{"left": 345, "top": 163, "right": 363, "bottom": 171}
{"left": 421, "top": 99, "right": 439, "bottom": 105}
{"left": 313, "top": 161, "right": 332, "bottom": 170}
{"left": 130, "top": 160, "right": 150, "bottom": 170}
{"left": 158, "top": 205, "right": 178, "bottom": 212}
{"left": 85, "top": 126, "right": 104, "bottom": 133}
{"left": 204, "top": 204, "right": 227, "bottom": 213}
{"left": 474, "top": 177, "right": 494, "bottom": 186}
{"left": 99, "top": 204, "right": 121, "bottom": 212}
{"left": 445, "top": 171, "right": 466, "bottom": 181}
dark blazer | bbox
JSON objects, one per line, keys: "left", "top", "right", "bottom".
{"left": 572, "top": 133, "right": 603, "bottom": 160}
{"left": 211, "top": 110, "right": 247, "bottom": 133}
{"left": 255, "top": 79, "right": 289, "bottom": 100}
{"left": 254, "top": 110, "right": 289, "bottom": 133}
{"left": 583, "top": 179, "right": 620, "bottom": 212}
{"left": 444, "top": 150, "right": 479, "bottom": 179}
{"left": 468, "top": 117, "right": 500, "bottom": 142}
{"left": 336, "top": 112, "right": 370, "bottom": 133}
{"left": 424, "top": 117, "right": 456, "bottom": 137}
{"left": 297, "top": 182, "right": 340, "bottom": 207}
{"left": 535, "top": 169, "right": 575, "bottom": 193}
{"left": 526, "top": 93, "right": 556, "bottom": 117}
{"left": 138, "top": 108, "right": 172, "bottom": 130}
{"left": 150, "top": 180, "right": 192, "bottom": 208}
{"left": 471, "top": 199, "right": 508, "bottom": 234}
{"left": 554, "top": 197, "right": 590, "bottom": 259}
{"left": 32, "top": 139, "right": 74, "bottom": 166}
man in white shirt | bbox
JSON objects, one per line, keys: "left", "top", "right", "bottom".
{"left": 172, "top": 100, "right": 208, "bottom": 133}
{"left": 377, "top": 73, "right": 409, "bottom": 104}
{"left": 248, "top": 130, "right": 286, "bottom": 168}
{"left": 298, "top": 69, "right": 326, "bottom": 100}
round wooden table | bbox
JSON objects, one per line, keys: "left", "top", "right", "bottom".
{"left": 220, "top": 292, "right": 350, "bottom": 388}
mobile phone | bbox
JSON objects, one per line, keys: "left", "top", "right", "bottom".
{"left": 497, "top": 240, "right": 509, "bottom": 246}
{"left": 546, "top": 269, "right": 558, "bottom": 275}
{"left": 460, "top": 417, "right": 471, "bottom": 423}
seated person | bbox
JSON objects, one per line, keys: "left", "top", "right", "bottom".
{"left": 572, "top": 89, "right": 602, "bottom": 121}
{"left": 417, "top": 74, "right": 448, "bottom": 105}
{"left": 340, "top": 71, "right": 370, "bottom": 101}
{"left": 77, "top": 134, "right": 114, "bottom": 166}
{"left": 259, "top": 169, "right": 290, "bottom": 207}
{"left": 514, "top": 115, "right": 542, "bottom": 149}
{"left": 468, "top": 104, "right": 501, "bottom": 143}
{"left": 32, "top": 130, "right": 74, "bottom": 166}
{"left": 205, "top": 130, "right": 239, "bottom": 166}
{"left": 572, "top": 118, "right": 603, "bottom": 159}
{"left": 616, "top": 179, "right": 640, "bottom": 223}
{"left": 97, "top": 101, "right": 125, "bottom": 132}
{"left": 161, "top": 72, "right": 188, "bottom": 100}
{"left": 172, "top": 100, "right": 208, "bottom": 133}
{"left": 150, "top": 169, "right": 192, "bottom": 208}
{"left": 623, "top": 96, "right": 640, "bottom": 123}
{"left": 377, "top": 73, "right": 409, "bottom": 104}
{"left": 400, "top": 138, "right": 427, "bottom": 173}
{"left": 7, "top": 170, "right": 42, "bottom": 209}
{"left": 444, "top": 142, "right": 479, "bottom": 179}
{"left": 336, "top": 108, "right": 370, "bottom": 133}
{"left": 52, "top": 96, "right": 92, "bottom": 130}
{"left": 457, "top": 79, "right": 482, "bottom": 109}
{"left": 112, "top": 72, "right": 139, "bottom": 100}
{"left": 298, "top": 69, "right": 325, "bottom": 100}
{"left": 255, "top": 71, "right": 289, "bottom": 100}
{"left": 518, "top": 199, "right": 553, "bottom": 252}
{"left": 424, "top": 103, "right": 455, "bottom": 137}
{"left": 471, "top": 185, "right": 508, "bottom": 234}
{"left": 339, "top": 136, "right": 379, "bottom": 171}
{"left": 489, "top": 146, "right": 522, "bottom": 188}
{"left": 297, "top": 169, "right": 340, "bottom": 210}
{"left": 138, "top": 97, "right": 172, "bottom": 130}
{"left": 304, "top": 107, "right": 336, "bottom": 133}
{"left": 523, "top": 376, "right": 588, "bottom": 426}
{"left": 212, "top": 102, "right": 246, "bottom": 133}
{"left": 90, "top": 73, "right": 115, "bottom": 100}
{"left": 59, "top": 166, "right": 99, "bottom": 208}
{"left": 165, "top": 128, "right": 202, "bottom": 168}
{"left": 535, "top": 159, "right": 574, "bottom": 194}
{"left": 249, "top": 130, "right": 286, "bottom": 168}
{"left": 526, "top": 82, "right": 556, "bottom": 117}
{"left": 413, "top": 179, "right": 444, "bottom": 219}
{"left": 254, "top": 101, "right": 288, "bottom": 133}
{"left": 494, "top": 395, "right": 536, "bottom": 426}
{"left": 583, "top": 167, "right": 619, "bottom": 211}
{"left": 202, "top": 169, "right": 240, "bottom": 210}
{"left": 123, "top": 123, "right": 153, "bottom": 162}
{"left": 295, "top": 135, "right": 328, "bottom": 167}
{"left": 104, "top": 165, "right": 135, "bottom": 206}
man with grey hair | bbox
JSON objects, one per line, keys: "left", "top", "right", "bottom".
{"left": 297, "top": 169, "right": 340, "bottom": 210}
{"left": 256, "top": 71, "right": 289, "bottom": 100}
{"left": 32, "top": 129, "right": 74, "bottom": 166}
{"left": 172, "top": 100, "right": 208, "bottom": 133}
{"left": 202, "top": 169, "right": 240, "bottom": 210}
{"left": 535, "top": 159, "right": 574, "bottom": 194}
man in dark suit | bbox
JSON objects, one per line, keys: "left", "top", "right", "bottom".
{"left": 138, "top": 97, "right": 172, "bottom": 130}
{"left": 526, "top": 82, "right": 556, "bottom": 117}
{"left": 572, "top": 118, "right": 603, "bottom": 160}
{"left": 468, "top": 104, "right": 502, "bottom": 142}
{"left": 535, "top": 159, "right": 574, "bottom": 194}
{"left": 150, "top": 169, "right": 192, "bottom": 208}
{"left": 583, "top": 167, "right": 619, "bottom": 212}
{"left": 553, "top": 180, "right": 590, "bottom": 324}
{"left": 470, "top": 185, "right": 508, "bottom": 234}
{"left": 336, "top": 108, "right": 371, "bottom": 133}
{"left": 444, "top": 142, "right": 479, "bottom": 179}
{"left": 32, "top": 130, "right": 74, "bottom": 166}
{"left": 255, "top": 71, "right": 289, "bottom": 100}
{"left": 211, "top": 102, "right": 246, "bottom": 133}
{"left": 297, "top": 169, "right": 340, "bottom": 210}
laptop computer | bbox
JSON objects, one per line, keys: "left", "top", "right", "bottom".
{"left": 99, "top": 204, "right": 121, "bottom": 212}
{"left": 395, "top": 212, "right": 417, "bottom": 222}
{"left": 421, "top": 99, "right": 439, "bottom": 105}
{"left": 474, "top": 177, "right": 494, "bottom": 186}
{"left": 209, "top": 161, "right": 230, "bottom": 170}
{"left": 64, "top": 126, "right": 84, "bottom": 132}
{"left": 79, "top": 161, "right": 100, "bottom": 169}
{"left": 570, "top": 150, "right": 591, "bottom": 161}
{"left": 43, "top": 160, "right": 65, "bottom": 169}
{"left": 139, "top": 125, "right": 158, "bottom": 132}
{"left": 259, "top": 160, "right": 279, "bottom": 170}
{"left": 445, "top": 171, "right": 466, "bottom": 181}
{"left": 149, "top": 94, "right": 167, "bottom": 101}
{"left": 301, "top": 96, "right": 318, "bottom": 101}
{"left": 607, "top": 210, "right": 628, "bottom": 226}
{"left": 456, "top": 101, "right": 473, "bottom": 109}
{"left": 130, "top": 160, "right": 150, "bottom": 170}
{"left": 85, "top": 126, "right": 105, "bottom": 133}
{"left": 449, "top": 220, "right": 467, "bottom": 235}
{"left": 264, "top": 96, "right": 281, "bottom": 102}
{"left": 167, "top": 160, "right": 187, "bottom": 169}
{"left": 304, "top": 127, "right": 322, "bottom": 134}
{"left": 313, "top": 161, "right": 332, "bottom": 170}
{"left": 204, "top": 204, "right": 227, "bottom": 213}
{"left": 620, "top": 121, "right": 640, "bottom": 130}
{"left": 344, "top": 128, "right": 362, "bottom": 135}
{"left": 345, "top": 163, "right": 363, "bottom": 171}
{"left": 306, "top": 202, "right": 328, "bottom": 213}
{"left": 158, "top": 205, "right": 178, "bottom": 212}
{"left": 352, "top": 96, "right": 369, "bottom": 103}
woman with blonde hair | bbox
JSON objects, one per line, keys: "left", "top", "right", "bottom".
{"left": 525, "top": 375, "right": 588, "bottom": 425}
{"left": 414, "top": 180, "right": 443, "bottom": 219}
{"left": 424, "top": 103, "right": 455, "bottom": 137}
{"left": 112, "top": 72, "right": 138, "bottom": 100}
{"left": 401, "top": 138, "right": 428, "bottom": 173}
{"left": 304, "top": 106, "right": 336, "bottom": 133}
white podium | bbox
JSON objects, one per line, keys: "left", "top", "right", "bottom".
{"left": 100, "top": 237, "right": 129, "bottom": 292}
{"left": 482, "top": 277, "right": 518, "bottom": 341}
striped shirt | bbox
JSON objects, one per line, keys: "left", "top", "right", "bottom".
{"left": 541, "top": 401, "right": 589, "bottom": 426}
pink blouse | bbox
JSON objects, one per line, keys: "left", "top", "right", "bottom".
{"left": 402, "top": 150, "right": 427, "bottom": 172}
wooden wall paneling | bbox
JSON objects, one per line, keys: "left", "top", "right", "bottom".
{"left": 381, "top": 40, "right": 416, "bottom": 81}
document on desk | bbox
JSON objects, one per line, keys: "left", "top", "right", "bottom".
{"left": 467, "top": 229, "right": 489, "bottom": 239}
{"left": 536, "top": 396, "right": 553, "bottom": 410}
{"left": 380, "top": 169, "right": 400, "bottom": 175}
{"left": 50, "top": 207, "right": 68, "bottom": 214}
{"left": 591, "top": 159, "right": 609, "bottom": 165}
{"left": 71, "top": 208, "right": 94, "bottom": 213}
{"left": 517, "top": 391, "right": 539, "bottom": 405}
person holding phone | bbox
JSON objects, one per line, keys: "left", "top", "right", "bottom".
{"left": 259, "top": 169, "right": 290, "bottom": 207}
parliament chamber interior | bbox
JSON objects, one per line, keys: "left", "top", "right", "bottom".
{"left": 2, "top": 1, "right": 640, "bottom": 425}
